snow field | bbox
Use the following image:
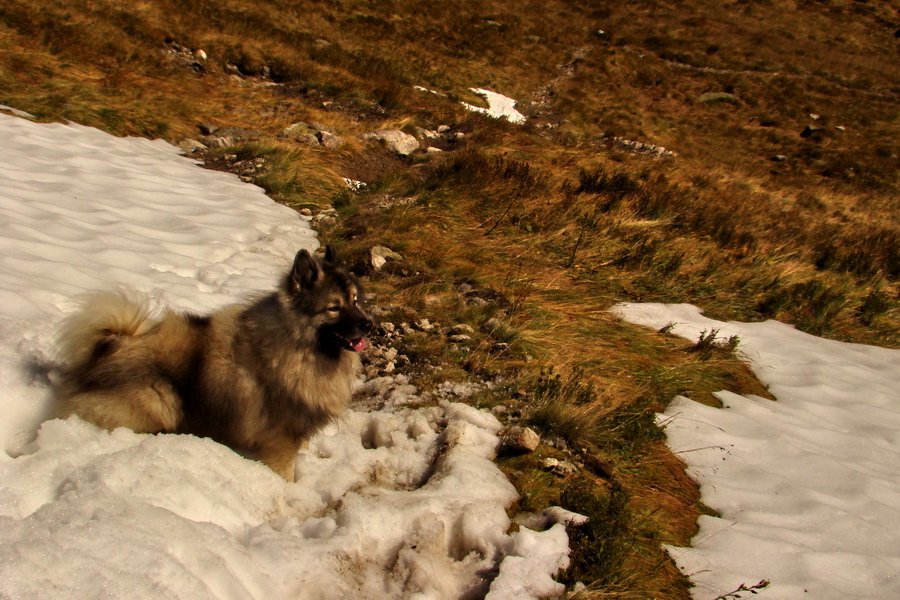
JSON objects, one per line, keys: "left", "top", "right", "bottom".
{"left": 612, "top": 303, "right": 900, "bottom": 600}
{"left": 0, "top": 113, "right": 573, "bottom": 599}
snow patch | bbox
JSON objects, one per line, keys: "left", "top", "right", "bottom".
{"left": 461, "top": 88, "right": 526, "bottom": 124}
{"left": 613, "top": 302, "right": 900, "bottom": 600}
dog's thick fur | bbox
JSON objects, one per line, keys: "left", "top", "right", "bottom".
{"left": 54, "top": 246, "right": 372, "bottom": 481}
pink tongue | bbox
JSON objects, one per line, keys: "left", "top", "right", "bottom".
{"left": 351, "top": 338, "right": 367, "bottom": 352}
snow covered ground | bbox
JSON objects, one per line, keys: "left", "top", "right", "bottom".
{"left": 460, "top": 89, "right": 526, "bottom": 124}
{"left": 612, "top": 303, "right": 900, "bottom": 600}
{"left": 4, "top": 109, "right": 898, "bottom": 600}
{"left": 0, "top": 112, "right": 573, "bottom": 599}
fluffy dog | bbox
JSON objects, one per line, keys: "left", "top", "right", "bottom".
{"left": 55, "top": 246, "right": 372, "bottom": 481}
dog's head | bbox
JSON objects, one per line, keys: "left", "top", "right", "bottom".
{"left": 287, "top": 245, "right": 373, "bottom": 356}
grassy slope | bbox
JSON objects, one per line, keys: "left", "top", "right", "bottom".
{"left": 1, "top": 1, "right": 897, "bottom": 598}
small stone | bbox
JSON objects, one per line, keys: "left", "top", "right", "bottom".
{"left": 415, "top": 319, "right": 434, "bottom": 332}
{"left": 412, "top": 126, "right": 438, "bottom": 139}
{"left": 280, "top": 122, "right": 315, "bottom": 138}
{"left": 800, "top": 125, "right": 822, "bottom": 139}
{"left": 198, "top": 135, "right": 235, "bottom": 148}
{"left": 178, "top": 138, "right": 207, "bottom": 154}
{"left": 541, "top": 458, "right": 578, "bottom": 476}
{"left": 319, "top": 131, "right": 345, "bottom": 149}
{"left": 449, "top": 324, "right": 474, "bottom": 336}
{"left": 361, "top": 129, "right": 419, "bottom": 155}
{"left": 380, "top": 322, "right": 396, "bottom": 334}
{"left": 482, "top": 317, "right": 501, "bottom": 332}
{"left": 370, "top": 246, "right": 403, "bottom": 271}
{"left": 448, "top": 334, "right": 471, "bottom": 344}
{"left": 502, "top": 426, "right": 541, "bottom": 453}
{"left": 771, "top": 154, "right": 787, "bottom": 162}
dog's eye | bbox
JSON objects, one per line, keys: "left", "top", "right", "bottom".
{"left": 326, "top": 305, "right": 340, "bottom": 313}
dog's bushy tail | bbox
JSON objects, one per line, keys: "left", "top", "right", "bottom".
{"left": 57, "top": 291, "right": 159, "bottom": 368}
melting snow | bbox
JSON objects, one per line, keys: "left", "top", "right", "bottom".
{"left": 612, "top": 303, "right": 900, "bottom": 600}
{"left": 0, "top": 113, "right": 573, "bottom": 599}
{"left": 461, "top": 88, "right": 526, "bottom": 124}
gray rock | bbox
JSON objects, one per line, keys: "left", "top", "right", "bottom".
{"left": 503, "top": 426, "right": 541, "bottom": 453}
{"left": 362, "top": 129, "right": 419, "bottom": 155}
{"left": 542, "top": 458, "right": 578, "bottom": 476}
{"left": 178, "top": 138, "right": 208, "bottom": 154}
{"left": 801, "top": 125, "right": 822, "bottom": 139}
{"left": 197, "top": 135, "right": 235, "bottom": 148}
{"left": 414, "top": 319, "right": 435, "bottom": 332}
{"left": 279, "top": 122, "right": 316, "bottom": 138}
{"left": 216, "top": 126, "right": 259, "bottom": 141}
{"left": 448, "top": 334, "right": 471, "bottom": 344}
{"left": 482, "top": 317, "right": 501, "bottom": 332}
{"left": 319, "top": 131, "right": 345, "bottom": 149}
{"left": 449, "top": 324, "right": 474, "bottom": 336}
{"left": 412, "top": 126, "right": 438, "bottom": 139}
{"left": 370, "top": 246, "right": 403, "bottom": 271}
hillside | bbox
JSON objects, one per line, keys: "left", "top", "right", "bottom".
{"left": 1, "top": 1, "right": 897, "bottom": 598}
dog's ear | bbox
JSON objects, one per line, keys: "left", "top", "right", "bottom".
{"left": 291, "top": 249, "right": 321, "bottom": 290}
{"left": 323, "top": 245, "right": 337, "bottom": 266}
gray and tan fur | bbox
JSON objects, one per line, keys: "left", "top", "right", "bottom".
{"left": 55, "top": 246, "right": 372, "bottom": 481}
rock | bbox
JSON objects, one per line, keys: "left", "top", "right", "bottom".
{"left": 279, "top": 122, "right": 344, "bottom": 148}
{"left": 279, "top": 122, "right": 317, "bottom": 139}
{"left": 412, "top": 126, "right": 438, "bottom": 140}
{"left": 448, "top": 334, "right": 471, "bottom": 344}
{"left": 449, "top": 324, "right": 474, "bottom": 336}
{"left": 370, "top": 246, "right": 403, "bottom": 271}
{"left": 310, "top": 122, "right": 335, "bottom": 135}
{"left": 194, "top": 49, "right": 207, "bottom": 61}
{"left": 178, "top": 138, "right": 208, "bottom": 154}
{"left": 415, "top": 319, "right": 435, "bottom": 332}
{"left": 482, "top": 317, "right": 501, "bottom": 333}
{"left": 771, "top": 154, "right": 787, "bottom": 162}
{"left": 197, "top": 135, "right": 235, "bottom": 148}
{"left": 800, "top": 125, "right": 822, "bottom": 139}
{"left": 541, "top": 458, "right": 578, "bottom": 476}
{"left": 379, "top": 322, "right": 396, "bottom": 334}
{"left": 318, "top": 131, "right": 345, "bottom": 149}
{"left": 502, "top": 426, "right": 541, "bottom": 453}
{"left": 361, "top": 129, "right": 419, "bottom": 155}
{"left": 216, "top": 127, "right": 259, "bottom": 141}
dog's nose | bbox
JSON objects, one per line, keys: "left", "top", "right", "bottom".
{"left": 361, "top": 317, "right": 374, "bottom": 334}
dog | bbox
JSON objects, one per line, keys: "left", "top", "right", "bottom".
{"left": 54, "top": 245, "right": 372, "bottom": 481}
